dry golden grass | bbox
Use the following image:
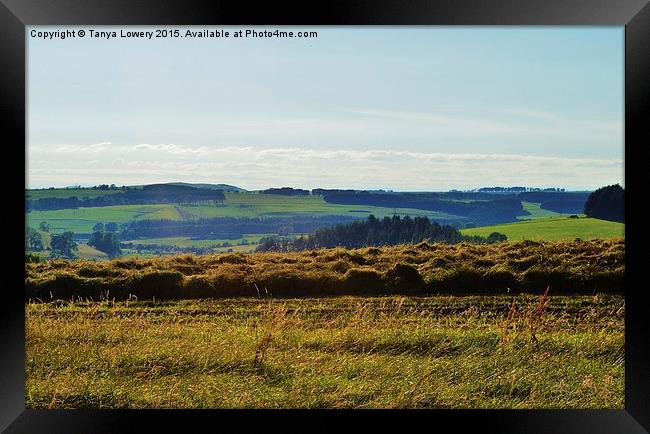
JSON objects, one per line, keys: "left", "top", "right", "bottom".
{"left": 26, "top": 239, "right": 624, "bottom": 300}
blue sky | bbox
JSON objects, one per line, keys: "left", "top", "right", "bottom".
{"left": 27, "top": 26, "right": 624, "bottom": 190}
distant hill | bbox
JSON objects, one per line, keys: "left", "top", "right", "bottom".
{"left": 26, "top": 183, "right": 227, "bottom": 211}
{"left": 165, "top": 182, "right": 246, "bottom": 192}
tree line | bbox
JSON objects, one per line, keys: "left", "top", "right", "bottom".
{"left": 256, "top": 215, "right": 506, "bottom": 252}
{"left": 321, "top": 192, "right": 526, "bottom": 225}
{"left": 584, "top": 184, "right": 624, "bottom": 223}
{"left": 261, "top": 187, "right": 310, "bottom": 196}
{"left": 26, "top": 184, "right": 226, "bottom": 211}
{"left": 120, "top": 215, "right": 359, "bottom": 239}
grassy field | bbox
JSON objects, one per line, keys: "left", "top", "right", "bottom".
{"left": 27, "top": 188, "right": 127, "bottom": 199}
{"left": 120, "top": 235, "right": 272, "bottom": 255}
{"left": 119, "top": 247, "right": 257, "bottom": 259}
{"left": 518, "top": 202, "right": 563, "bottom": 220}
{"left": 26, "top": 239, "right": 624, "bottom": 300}
{"left": 26, "top": 192, "right": 464, "bottom": 233}
{"left": 122, "top": 234, "right": 272, "bottom": 248}
{"left": 462, "top": 217, "right": 624, "bottom": 241}
{"left": 25, "top": 191, "right": 568, "bottom": 224}
{"left": 25, "top": 294, "right": 624, "bottom": 409}
{"left": 162, "top": 192, "right": 462, "bottom": 220}
{"left": 27, "top": 204, "right": 183, "bottom": 233}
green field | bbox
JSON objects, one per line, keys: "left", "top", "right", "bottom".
{"left": 26, "top": 295, "right": 623, "bottom": 409}
{"left": 462, "top": 217, "right": 624, "bottom": 241}
{"left": 176, "top": 192, "right": 460, "bottom": 220}
{"left": 123, "top": 234, "right": 273, "bottom": 248}
{"left": 121, "top": 234, "right": 317, "bottom": 256}
{"left": 27, "top": 188, "right": 128, "bottom": 199}
{"left": 26, "top": 192, "right": 463, "bottom": 234}
{"left": 27, "top": 191, "right": 459, "bottom": 221}
{"left": 518, "top": 202, "right": 563, "bottom": 220}
{"left": 27, "top": 204, "right": 183, "bottom": 233}
{"left": 122, "top": 244, "right": 262, "bottom": 257}
{"left": 26, "top": 192, "right": 617, "bottom": 253}
{"left": 23, "top": 189, "right": 453, "bottom": 218}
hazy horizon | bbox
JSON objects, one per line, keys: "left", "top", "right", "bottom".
{"left": 27, "top": 26, "right": 624, "bottom": 191}
{"left": 25, "top": 179, "right": 602, "bottom": 193}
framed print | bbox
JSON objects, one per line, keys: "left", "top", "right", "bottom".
{"left": 1, "top": 0, "right": 649, "bottom": 432}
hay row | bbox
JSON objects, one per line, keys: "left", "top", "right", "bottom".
{"left": 25, "top": 239, "right": 624, "bottom": 300}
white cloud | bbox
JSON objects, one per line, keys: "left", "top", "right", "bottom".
{"left": 130, "top": 143, "right": 211, "bottom": 155}
{"left": 27, "top": 142, "right": 624, "bottom": 191}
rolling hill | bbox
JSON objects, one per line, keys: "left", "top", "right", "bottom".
{"left": 165, "top": 182, "right": 247, "bottom": 192}
{"left": 461, "top": 216, "right": 624, "bottom": 241}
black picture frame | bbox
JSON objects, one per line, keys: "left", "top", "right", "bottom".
{"left": 2, "top": 0, "right": 648, "bottom": 432}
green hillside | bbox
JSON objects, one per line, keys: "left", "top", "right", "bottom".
{"left": 461, "top": 216, "right": 624, "bottom": 241}
{"left": 517, "top": 201, "right": 563, "bottom": 220}
{"left": 27, "top": 192, "right": 463, "bottom": 234}
{"left": 26, "top": 186, "right": 608, "bottom": 254}
{"left": 166, "top": 182, "right": 246, "bottom": 192}
{"left": 27, "top": 204, "right": 183, "bottom": 233}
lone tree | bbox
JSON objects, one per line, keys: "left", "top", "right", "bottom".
{"left": 49, "top": 231, "right": 78, "bottom": 258}
{"left": 584, "top": 184, "right": 624, "bottom": 223}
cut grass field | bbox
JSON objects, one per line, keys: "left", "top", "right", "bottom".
{"left": 462, "top": 217, "right": 624, "bottom": 241}
{"left": 25, "top": 294, "right": 624, "bottom": 409}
